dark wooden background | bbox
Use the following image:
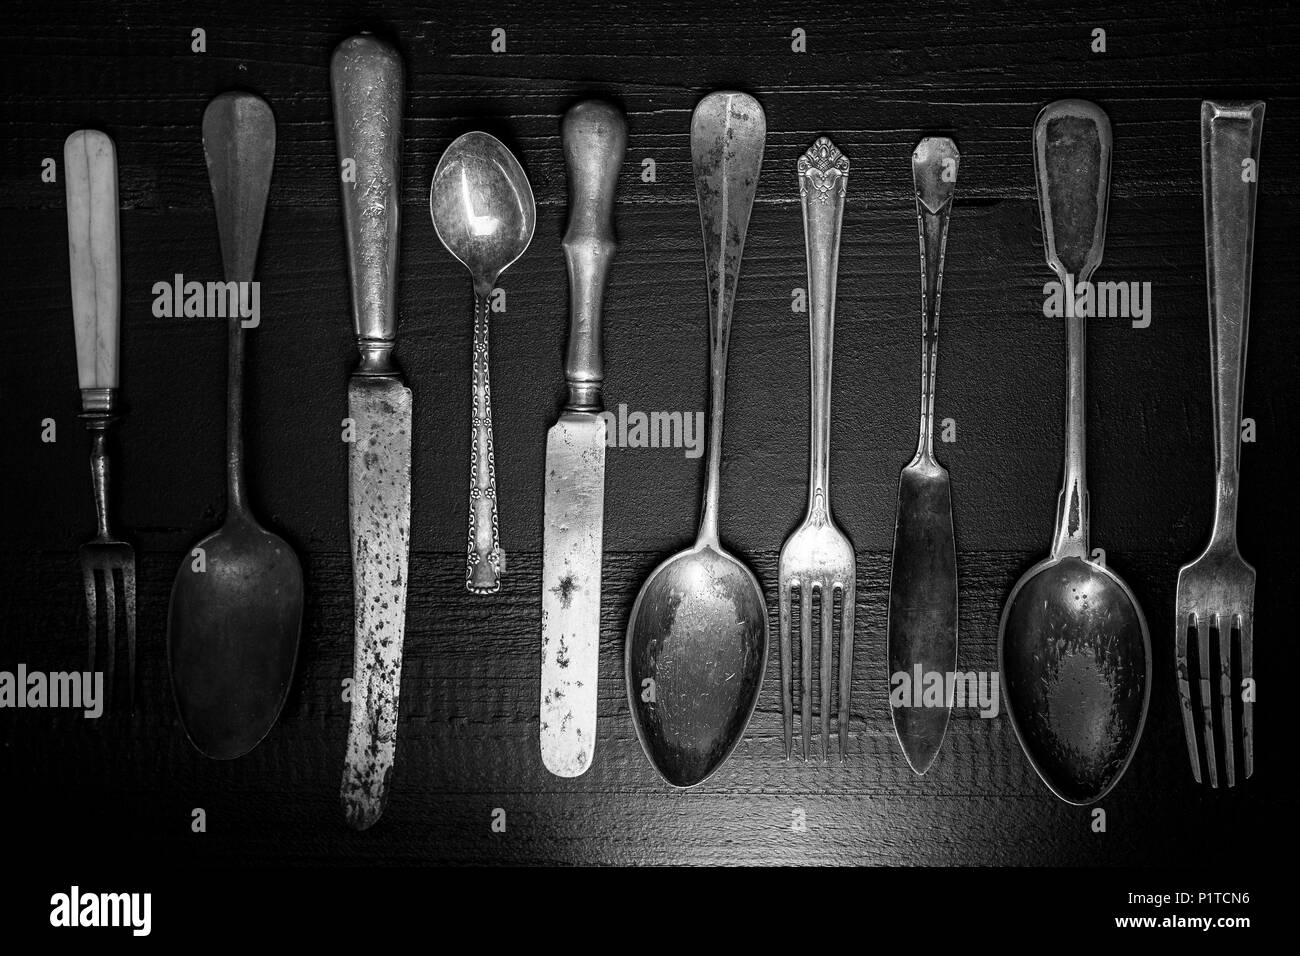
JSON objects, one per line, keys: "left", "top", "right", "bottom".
{"left": 1, "top": 0, "right": 1294, "bottom": 866}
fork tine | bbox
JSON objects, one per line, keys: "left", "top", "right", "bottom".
{"left": 819, "top": 584, "right": 833, "bottom": 762}
{"left": 122, "top": 558, "right": 137, "bottom": 712}
{"left": 799, "top": 583, "right": 812, "bottom": 761}
{"left": 779, "top": 581, "right": 794, "bottom": 759}
{"left": 1240, "top": 610, "right": 1253, "bottom": 780}
{"left": 1221, "top": 613, "right": 1237, "bottom": 786}
{"left": 1198, "top": 614, "right": 1219, "bottom": 787}
{"left": 1175, "top": 611, "right": 1201, "bottom": 783}
{"left": 837, "top": 580, "right": 854, "bottom": 759}
{"left": 81, "top": 562, "right": 98, "bottom": 674}
{"left": 102, "top": 568, "right": 117, "bottom": 708}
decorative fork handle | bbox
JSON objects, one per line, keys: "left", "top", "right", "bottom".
{"left": 911, "top": 137, "right": 959, "bottom": 464}
{"left": 1202, "top": 100, "right": 1264, "bottom": 550}
{"left": 797, "top": 137, "right": 848, "bottom": 519}
{"left": 65, "top": 129, "right": 121, "bottom": 539}
{"left": 467, "top": 289, "right": 502, "bottom": 593}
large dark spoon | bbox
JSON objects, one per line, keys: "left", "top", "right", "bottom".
{"left": 998, "top": 99, "right": 1151, "bottom": 804}
{"left": 625, "top": 92, "right": 768, "bottom": 788}
{"left": 167, "top": 93, "right": 303, "bottom": 760}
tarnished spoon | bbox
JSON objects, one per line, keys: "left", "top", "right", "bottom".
{"left": 430, "top": 132, "right": 536, "bottom": 594}
{"left": 998, "top": 99, "right": 1151, "bottom": 804}
{"left": 168, "top": 93, "right": 304, "bottom": 760}
{"left": 625, "top": 91, "right": 768, "bottom": 788}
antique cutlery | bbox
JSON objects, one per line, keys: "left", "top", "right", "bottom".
{"left": 887, "top": 137, "right": 960, "bottom": 774}
{"left": 430, "top": 132, "right": 536, "bottom": 594}
{"left": 168, "top": 92, "right": 304, "bottom": 759}
{"left": 626, "top": 91, "right": 768, "bottom": 787}
{"left": 65, "top": 129, "right": 135, "bottom": 709}
{"left": 778, "top": 135, "right": 855, "bottom": 761}
{"left": 540, "top": 100, "right": 626, "bottom": 778}
{"left": 332, "top": 35, "right": 412, "bottom": 828}
{"left": 999, "top": 100, "right": 1150, "bottom": 804}
{"left": 1175, "top": 99, "right": 1264, "bottom": 788}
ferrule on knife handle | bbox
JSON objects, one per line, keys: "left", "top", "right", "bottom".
{"left": 561, "top": 100, "right": 626, "bottom": 413}
{"left": 331, "top": 34, "right": 404, "bottom": 377}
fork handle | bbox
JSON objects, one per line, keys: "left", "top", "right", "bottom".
{"left": 1202, "top": 100, "right": 1264, "bottom": 548}
{"left": 65, "top": 130, "right": 120, "bottom": 407}
{"left": 797, "top": 136, "right": 848, "bottom": 517}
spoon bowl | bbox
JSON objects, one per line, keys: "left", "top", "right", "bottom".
{"left": 169, "top": 515, "right": 303, "bottom": 759}
{"left": 999, "top": 555, "right": 1150, "bottom": 803}
{"left": 431, "top": 131, "right": 536, "bottom": 292}
{"left": 626, "top": 542, "right": 768, "bottom": 787}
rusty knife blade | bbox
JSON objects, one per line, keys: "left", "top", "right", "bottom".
{"left": 540, "top": 412, "right": 606, "bottom": 777}
{"left": 341, "top": 375, "right": 412, "bottom": 829}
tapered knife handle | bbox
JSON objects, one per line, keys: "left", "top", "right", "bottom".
{"left": 331, "top": 35, "right": 404, "bottom": 376}
{"left": 911, "top": 136, "right": 959, "bottom": 463}
{"left": 1202, "top": 99, "right": 1264, "bottom": 543}
{"left": 561, "top": 100, "right": 625, "bottom": 412}
{"left": 65, "top": 130, "right": 120, "bottom": 402}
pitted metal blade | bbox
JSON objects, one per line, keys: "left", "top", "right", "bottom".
{"left": 341, "top": 375, "right": 412, "bottom": 829}
{"left": 540, "top": 412, "right": 606, "bottom": 777}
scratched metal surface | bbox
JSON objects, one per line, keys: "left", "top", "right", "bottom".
{"left": 0, "top": 0, "right": 1295, "bottom": 865}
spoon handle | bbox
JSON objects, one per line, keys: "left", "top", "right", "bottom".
{"left": 911, "top": 137, "right": 959, "bottom": 464}
{"left": 691, "top": 91, "right": 765, "bottom": 547}
{"left": 466, "top": 291, "right": 502, "bottom": 592}
{"left": 1033, "top": 99, "right": 1111, "bottom": 561}
{"left": 797, "top": 136, "right": 848, "bottom": 517}
{"left": 1201, "top": 99, "right": 1264, "bottom": 550}
{"left": 203, "top": 92, "right": 276, "bottom": 517}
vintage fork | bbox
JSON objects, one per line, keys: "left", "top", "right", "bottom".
{"left": 778, "top": 136, "right": 856, "bottom": 761}
{"left": 1175, "top": 100, "right": 1264, "bottom": 788}
{"left": 65, "top": 129, "right": 135, "bottom": 708}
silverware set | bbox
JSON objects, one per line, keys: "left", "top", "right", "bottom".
{"left": 60, "top": 44, "right": 1267, "bottom": 820}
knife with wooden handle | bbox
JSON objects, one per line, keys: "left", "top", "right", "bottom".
{"left": 540, "top": 100, "right": 625, "bottom": 777}
{"left": 332, "top": 34, "right": 412, "bottom": 829}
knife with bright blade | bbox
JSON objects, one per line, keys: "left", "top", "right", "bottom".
{"left": 331, "top": 34, "right": 412, "bottom": 829}
{"left": 540, "top": 100, "right": 626, "bottom": 777}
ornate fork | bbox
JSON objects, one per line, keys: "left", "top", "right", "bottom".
{"left": 1175, "top": 99, "right": 1264, "bottom": 787}
{"left": 778, "top": 136, "right": 856, "bottom": 761}
{"left": 65, "top": 129, "right": 135, "bottom": 708}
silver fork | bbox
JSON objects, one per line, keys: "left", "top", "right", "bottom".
{"left": 65, "top": 129, "right": 135, "bottom": 708}
{"left": 779, "top": 136, "right": 856, "bottom": 761}
{"left": 1175, "top": 100, "right": 1264, "bottom": 787}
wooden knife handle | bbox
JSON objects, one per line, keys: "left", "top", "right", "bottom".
{"left": 64, "top": 130, "right": 120, "bottom": 399}
{"left": 561, "top": 100, "right": 626, "bottom": 412}
{"left": 331, "top": 34, "right": 404, "bottom": 376}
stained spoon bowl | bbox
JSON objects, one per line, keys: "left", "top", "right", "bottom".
{"left": 998, "top": 555, "right": 1150, "bottom": 804}
{"left": 430, "top": 131, "right": 536, "bottom": 285}
{"left": 626, "top": 542, "right": 768, "bottom": 787}
{"left": 168, "top": 514, "right": 303, "bottom": 760}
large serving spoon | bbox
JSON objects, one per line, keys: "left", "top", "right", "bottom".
{"left": 625, "top": 91, "right": 768, "bottom": 788}
{"left": 430, "top": 132, "right": 536, "bottom": 594}
{"left": 168, "top": 92, "right": 304, "bottom": 760}
{"left": 998, "top": 99, "right": 1151, "bottom": 804}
